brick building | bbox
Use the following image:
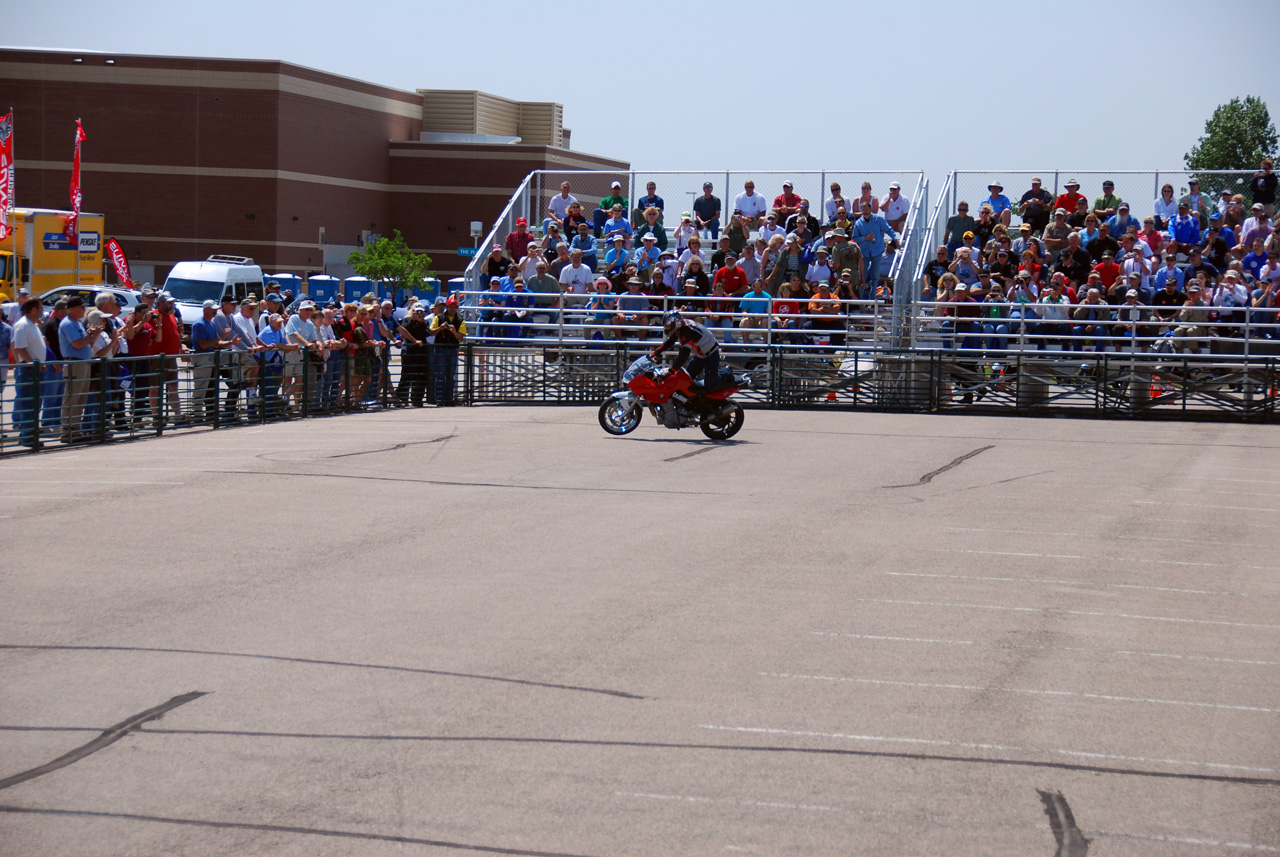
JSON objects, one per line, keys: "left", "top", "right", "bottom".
{"left": 0, "top": 48, "right": 628, "bottom": 283}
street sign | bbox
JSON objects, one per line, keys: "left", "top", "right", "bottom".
{"left": 470, "top": 221, "right": 484, "bottom": 238}
{"left": 457, "top": 246, "right": 477, "bottom": 258}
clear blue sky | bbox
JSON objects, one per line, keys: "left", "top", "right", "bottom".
{"left": 11, "top": 0, "right": 1280, "bottom": 195}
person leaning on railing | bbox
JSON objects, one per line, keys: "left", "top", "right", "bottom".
{"left": 10, "top": 297, "right": 45, "bottom": 446}
{"left": 1172, "top": 285, "right": 1211, "bottom": 353}
{"left": 804, "top": 281, "right": 845, "bottom": 347}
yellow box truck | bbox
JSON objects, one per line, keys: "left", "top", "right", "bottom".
{"left": 0, "top": 207, "right": 106, "bottom": 300}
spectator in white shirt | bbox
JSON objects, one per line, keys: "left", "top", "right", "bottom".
{"left": 733, "top": 179, "right": 768, "bottom": 227}
{"left": 880, "top": 183, "right": 910, "bottom": 232}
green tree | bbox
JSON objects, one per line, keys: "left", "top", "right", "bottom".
{"left": 346, "top": 229, "right": 434, "bottom": 294}
{"left": 1185, "top": 96, "right": 1276, "bottom": 173}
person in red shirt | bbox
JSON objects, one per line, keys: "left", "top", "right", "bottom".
{"left": 504, "top": 217, "right": 535, "bottom": 260}
{"left": 770, "top": 281, "right": 803, "bottom": 343}
{"left": 1055, "top": 179, "right": 1085, "bottom": 215}
{"left": 712, "top": 253, "right": 749, "bottom": 295}
{"left": 122, "top": 303, "right": 161, "bottom": 423}
{"left": 1093, "top": 252, "right": 1123, "bottom": 290}
{"left": 153, "top": 293, "right": 186, "bottom": 422}
{"left": 772, "top": 181, "right": 803, "bottom": 221}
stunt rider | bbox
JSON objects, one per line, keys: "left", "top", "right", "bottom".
{"left": 652, "top": 309, "right": 723, "bottom": 393}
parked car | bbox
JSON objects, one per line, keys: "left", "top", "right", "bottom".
{"left": 39, "top": 284, "right": 143, "bottom": 316}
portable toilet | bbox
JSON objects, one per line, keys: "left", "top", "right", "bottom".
{"left": 306, "top": 275, "right": 340, "bottom": 304}
{"left": 415, "top": 277, "right": 441, "bottom": 305}
{"left": 344, "top": 276, "right": 375, "bottom": 302}
{"left": 265, "top": 273, "right": 302, "bottom": 298}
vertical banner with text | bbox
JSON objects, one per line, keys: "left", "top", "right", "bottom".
{"left": 0, "top": 113, "right": 13, "bottom": 241}
{"left": 104, "top": 238, "right": 132, "bottom": 286}
{"left": 64, "top": 119, "right": 86, "bottom": 240}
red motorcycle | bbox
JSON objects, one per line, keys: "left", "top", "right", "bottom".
{"left": 598, "top": 354, "right": 745, "bottom": 440}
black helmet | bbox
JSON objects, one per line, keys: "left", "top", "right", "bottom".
{"left": 662, "top": 309, "right": 683, "bottom": 335}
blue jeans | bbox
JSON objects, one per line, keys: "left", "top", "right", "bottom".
{"left": 433, "top": 345, "right": 459, "bottom": 404}
{"left": 706, "top": 316, "right": 734, "bottom": 343}
{"left": 700, "top": 219, "right": 721, "bottom": 241}
{"left": 864, "top": 253, "right": 885, "bottom": 292}
{"left": 14, "top": 365, "right": 40, "bottom": 445}
{"left": 41, "top": 363, "right": 63, "bottom": 430}
{"left": 982, "top": 321, "right": 1009, "bottom": 352}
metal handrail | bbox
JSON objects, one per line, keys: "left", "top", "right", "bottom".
{"left": 463, "top": 170, "right": 537, "bottom": 293}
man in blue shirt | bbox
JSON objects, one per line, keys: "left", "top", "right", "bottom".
{"left": 1105, "top": 202, "right": 1140, "bottom": 237}
{"left": 1166, "top": 202, "right": 1201, "bottom": 256}
{"left": 570, "top": 222, "right": 599, "bottom": 271}
{"left": 737, "top": 281, "right": 772, "bottom": 344}
{"left": 632, "top": 232, "right": 661, "bottom": 282}
{"left": 1243, "top": 237, "right": 1269, "bottom": 282}
{"left": 984, "top": 181, "right": 1013, "bottom": 226}
{"left": 851, "top": 201, "right": 900, "bottom": 299}
{"left": 1151, "top": 254, "right": 1185, "bottom": 293}
{"left": 635, "top": 181, "right": 664, "bottom": 218}
{"left": 57, "top": 295, "right": 102, "bottom": 441}
{"left": 692, "top": 182, "right": 722, "bottom": 241}
{"left": 191, "top": 299, "right": 240, "bottom": 423}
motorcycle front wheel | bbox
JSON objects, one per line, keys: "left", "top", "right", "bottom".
{"left": 599, "top": 397, "right": 643, "bottom": 435}
{"left": 700, "top": 404, "right": 744, "bottom": 440}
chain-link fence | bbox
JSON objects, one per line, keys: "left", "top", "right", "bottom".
{"left": 466, "top": 170, "right": 928, "bottom": 289}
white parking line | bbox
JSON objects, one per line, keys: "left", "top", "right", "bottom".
{"left": 694, "top": 724, "right": 1280, "bottom": 774}
{"left": 1136, "top": 500, "right": 1280, "bottom": 513}
{"left": 616, "top": 791, "right": 843, "bottom": 814}
{"left": 1091, "top": 831, "right": 1279, "bottom": 853}
{"left": 810, "top": 632, "right": 974, "bottom": 646}
{"left": 0, "top": 495, "right": 111, "bottom": 501}
{"left": 946, "top": 526, "right": 1272, "bottom": 548}
{"left": 928, "top": 548, "right": 1279, "bottom": 571}
{"left": 856, "top": 597, "right": 1280, "bottom": 630}
{"left": 761, "top": 672, "right": 1280, "bottom": 714}
{"left": 809, "top": 631, "right": 1280, "bottom": 668}
{"left": 1171, "top": 488, "right": 1280, "bottom": 498}
{"left": 884, "top": 571, "right": 1267, "bottom": 599}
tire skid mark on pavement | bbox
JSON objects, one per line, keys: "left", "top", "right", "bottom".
{"left": 882, "top": 445, "right": 994, "bottom": 488}
{"left": 0, "top": 692, "right": 207, "bottom": 791}
{"left": 206, "top": 468, "right": 726, "bottom": 496}
{"left": 1, "top": 725, "right": 1276, "bottom": 788}
{"left": 0, "top": 644, "right": 645, "bottom": 700}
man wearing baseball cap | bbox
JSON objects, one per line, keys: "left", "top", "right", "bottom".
{"left": 429, "top": 295, "right": 466, "bottom": 406}
{"left": 1019, "top": 177, "right": 1054, "bottom": 232}
{"left": 693, "top": 182, "right": 722, "bottom": 240}
{"left": 504, "top": 216, "right": 535, "bottom": 260}
{"left": 1093, "top": 180, "right": 1122, "bottom": 220}
{"left": 880, "top": 181, "right": 911, "bottom": 232}
{"left": 599, "top": 180, "right": 628, "bottom": 216}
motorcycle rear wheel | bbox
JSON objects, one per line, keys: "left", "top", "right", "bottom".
{"left": 700, "top": 404, "right": 744, "bottom": 440}
{"left": 599, "top": 397, "right": 643, "bottom": 435}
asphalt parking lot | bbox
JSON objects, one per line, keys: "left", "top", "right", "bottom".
{"left": 1, "top": 406, "right": 1277, "bottom": 855}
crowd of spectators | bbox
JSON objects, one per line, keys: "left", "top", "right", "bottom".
{"left": 478, "top": 177, "right": 906, "bottom": 343}
{"left": 923, "top": 162, "right": 1280, "bottom": 355}
{"left": 0, "top": 283, "right": 472, "bottom": 447}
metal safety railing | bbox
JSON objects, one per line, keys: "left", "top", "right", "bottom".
{"left": 4, "top": 335, "right": 1275, "bottom": 457}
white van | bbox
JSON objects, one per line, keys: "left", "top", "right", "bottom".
{"left": 163, "top": 255, "right": 265, "bottom": 332}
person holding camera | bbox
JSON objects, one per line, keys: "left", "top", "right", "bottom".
{"left": 57, "top": 295, "right": 103, "bottom": 442}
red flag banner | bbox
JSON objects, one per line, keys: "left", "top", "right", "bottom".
{"left": 104, "top": 238, "right": 132, "bottom": 286}
{"left": 0, "top": 113, "right": 13, "bottom": 241}
{"left": 64, "top": 119, "right": 86, "bottom": 240}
